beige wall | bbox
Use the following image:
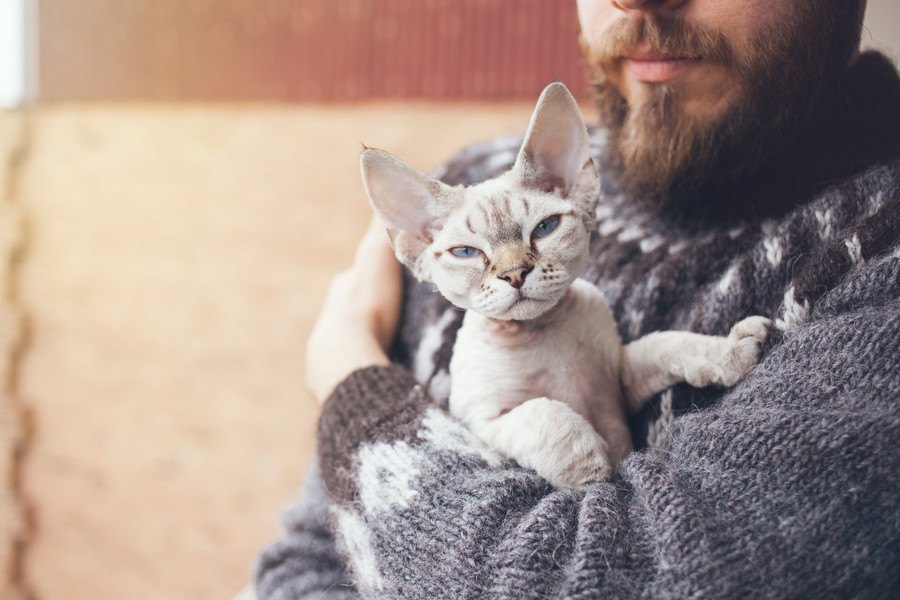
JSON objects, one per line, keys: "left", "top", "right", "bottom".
{"left": 863, "top": 0, "right": 900, "bottom": 61}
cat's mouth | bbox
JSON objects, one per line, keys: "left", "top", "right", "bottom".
{"left": 499, "top": 290, "right": 563, "bottom": 320}
{"left": 514, "top": 288, "right": 563, "bottom": 304}
{"left": 502, "top": 291, "right": 541, "bottom": 308}
{"left": 513, "top": 290, "right": 543, "bottom": 305}
{"left": 480, "top": 282, "right": 572, "bottom": 321}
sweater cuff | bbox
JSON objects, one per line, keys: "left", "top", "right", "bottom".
{"left": 317, "top": 364, "right": 431, "bottom": 505}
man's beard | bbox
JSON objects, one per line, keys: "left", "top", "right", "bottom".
{"left": 581, "top": 11, "right": 837, "bottom": 209}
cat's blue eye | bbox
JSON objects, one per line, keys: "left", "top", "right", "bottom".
{"left": 450, "top": 246, "right": 481, "bottom": 258}
{"left": 533, "top": 214, "right": 561, "bottom": 239}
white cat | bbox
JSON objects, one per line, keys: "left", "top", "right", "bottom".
{"left": 360, "top": 82, "right": 769, "bottom": 489}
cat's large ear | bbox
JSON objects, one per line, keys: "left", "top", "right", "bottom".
{"left": 513, "top": 82, "right": 599, "bottom": 213}
{"left": 360, "top": 148, "right": 459, "bottom": 276}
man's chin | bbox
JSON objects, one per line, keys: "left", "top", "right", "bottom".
{"left": 618, "top": 91, "right": 707, "bottom": 198}
{"left": 587, "top": 36, "right": 824, "bottom": 210}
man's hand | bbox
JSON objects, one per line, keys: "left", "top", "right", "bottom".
{"left": 305, "top": 217, "right": 403, "bottom": 404}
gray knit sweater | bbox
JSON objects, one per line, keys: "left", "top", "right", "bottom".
{"left": 255, "top": 53, "right": 900, "bottom": 599}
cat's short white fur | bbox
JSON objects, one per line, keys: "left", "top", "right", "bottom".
{"left": 361, "top": 82, "right": 769, "bottom": 489}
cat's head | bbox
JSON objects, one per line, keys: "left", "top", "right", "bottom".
{"left": 361, "top": 82, "right": 599, "bottom": 321}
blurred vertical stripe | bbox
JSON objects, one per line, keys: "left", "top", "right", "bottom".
{"left": 0, "top": 0, "right": 27, "bottom": 107}
{"left": 37, "top": 0, "right": 587, "bottom": 101}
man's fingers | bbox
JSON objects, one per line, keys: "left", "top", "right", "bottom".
{"left": 305, "top": 215, "right": 402, "bottom": 402}
{"left": 351, "top": 216, "right": 402, "bottom": 347}
{"left": 351, "top": 217, "right": 402, "bottom": 295}
{"left": 354, "top": 216, "right": 396, "bottom": 267}
{"left": 329, "top": 215, "right": 402, "bottom": 337}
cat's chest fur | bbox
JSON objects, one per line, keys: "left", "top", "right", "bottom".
{"left": 448, "top": 279, "right": 632, "bottom": 463}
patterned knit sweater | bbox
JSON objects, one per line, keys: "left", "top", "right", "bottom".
{"left": 255, "top": 53, "right": 900, "bottom": 599}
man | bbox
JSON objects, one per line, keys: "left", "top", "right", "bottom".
{"left": 256, "top": 0, "right": 899, "bottom": 597}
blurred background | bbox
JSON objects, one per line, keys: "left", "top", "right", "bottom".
{"left": 0, "top": 1, "right": 897, "bottom": 598}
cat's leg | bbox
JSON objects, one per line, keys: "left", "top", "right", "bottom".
{"left": 469, "top": 397, "right": 613, "bottom": 490}
{"left": 620, "top": 316, "right": 770, "bottom": 412}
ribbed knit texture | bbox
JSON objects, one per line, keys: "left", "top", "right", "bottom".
{"left": 255, "top": 53, "right": 900, "bottom": 599}
{"left": 317, "top": 366, "right": 430, "bottom": 503}
{"left": 254, "top": 461, "right": 360, "bottom": 600}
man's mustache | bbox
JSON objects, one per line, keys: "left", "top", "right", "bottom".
{"left": 584, "top": 14, "right": 733, "bottom": 76}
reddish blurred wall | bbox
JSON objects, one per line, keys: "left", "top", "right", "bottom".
{"left": 38, "top": 0, "right": 588, "bottom": 101}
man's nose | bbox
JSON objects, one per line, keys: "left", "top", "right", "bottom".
{"left": 499, "top": 265, "right": 533, "bottom": 289}
{"left": 612, "top": 0, "right": 689, "bottom": 11}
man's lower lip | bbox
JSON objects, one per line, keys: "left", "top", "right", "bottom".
{"left": 623, "top": 58, "right": 698, "bottom": 82}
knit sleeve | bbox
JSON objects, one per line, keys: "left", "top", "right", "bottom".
{"left": 253, "top": 460, "right": 360, "bottom": 600}
{"left": 305, "top": 254, "right": 900, "bottom": 599}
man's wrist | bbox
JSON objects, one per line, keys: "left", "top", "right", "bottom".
{"left": 307, "top": 341, "right": 390, "bottom": 404}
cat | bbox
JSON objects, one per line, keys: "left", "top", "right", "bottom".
{"left": 359, "top": 82, "right": 769, "bottom": 490}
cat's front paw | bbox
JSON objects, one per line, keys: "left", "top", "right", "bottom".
{"left": 728, "top": 315, "right": 771, "bottom": 344}
{"left": 720, "top": 315, "right": 771, "bottom": 385}
{"left": 682, "top": 316, "right": 770, "bottom": 388}
{"left": 550, "top": 437, "right": 614, "bottom": 490}
{"left": 535, "top": 407, "right": 614, "bottom": 490}
{"left": 476, "top": 397, "right": 615, "bottom": 490}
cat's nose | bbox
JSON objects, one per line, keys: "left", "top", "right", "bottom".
{"left": 499, "top": 265, "right": 533, "bottom": 289}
